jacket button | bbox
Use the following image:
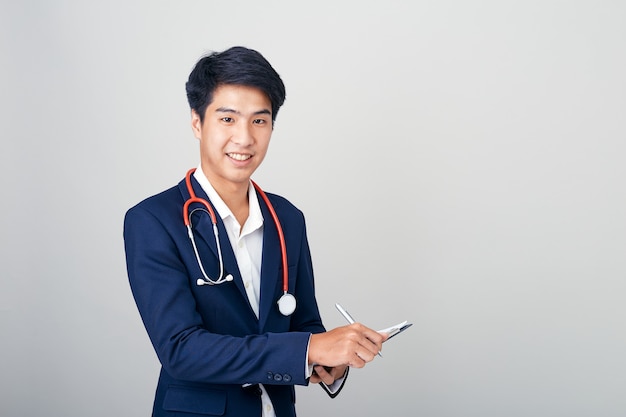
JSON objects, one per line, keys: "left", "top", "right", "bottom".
{"left": 283, "top": 374, "right": 292, "bottom": 382}
{"left": 267, "top": 372, "right": 274, "bottom": 381}
{"left": 273, "top": 373, "right": 283, "bottom": 382}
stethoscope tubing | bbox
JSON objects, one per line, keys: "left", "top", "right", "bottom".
{"left": 183, "top": 169, "right": 294, "bottom": 314}
{"left": 250, "top": 180, "right": 289, "bottom": 295}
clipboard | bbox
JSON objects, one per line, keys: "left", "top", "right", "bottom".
{"left": 378, "top": 321, "right": 413, "bottom": 341}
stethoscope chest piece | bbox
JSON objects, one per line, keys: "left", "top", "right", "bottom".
{"left": 278, "top": 292, "right": 296, "bottom": 316}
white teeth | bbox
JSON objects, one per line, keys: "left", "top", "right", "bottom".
{"left": 228, "top": 153, "right": 251, "bottom": 161}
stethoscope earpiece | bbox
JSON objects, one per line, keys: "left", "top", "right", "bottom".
{"left": 184, "top": 168, "right": 295, "bottom": 317}
{"left": 196, "top": 274, "right": 233, "bottom": 286}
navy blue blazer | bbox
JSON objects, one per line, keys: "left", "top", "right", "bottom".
{"left": 124, "top": 176, "right": 327, "bottom": 416}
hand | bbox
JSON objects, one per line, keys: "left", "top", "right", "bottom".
{"left": 309, "top": 323, "right": 388, "bottom": 369}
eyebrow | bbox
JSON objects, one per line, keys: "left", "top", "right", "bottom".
{"left": 215, "top": 107, "right": 272, "bottom": 116}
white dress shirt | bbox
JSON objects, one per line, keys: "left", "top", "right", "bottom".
{"left": 194, "top": 168, "right": 278, "bottom": 416}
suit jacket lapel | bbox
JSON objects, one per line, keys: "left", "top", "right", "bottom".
{"left": 178, "top": 178, "right": 254, "bottom": 318}
{"left": 258, "top": 194, "right": 283, "bottom": 331}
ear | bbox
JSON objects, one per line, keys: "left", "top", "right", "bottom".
{"left": 191, "top": 110, "right": 202, "bottom": 140}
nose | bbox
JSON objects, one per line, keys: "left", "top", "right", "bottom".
{"left": 231, "top": 122, "right": 254, "bottom": 146}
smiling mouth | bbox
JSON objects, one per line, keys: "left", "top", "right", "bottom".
{"left": 227, "top": 153, "right": 252, "bottom": 161}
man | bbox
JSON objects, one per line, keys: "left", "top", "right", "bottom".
{"left": 124, "top": 46, "right": 385, "bottom": 417}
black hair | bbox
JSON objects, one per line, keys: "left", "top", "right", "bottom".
{"left": 185, "top": 46, "right": 286, "bottom": 124}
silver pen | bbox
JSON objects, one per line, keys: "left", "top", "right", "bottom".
{"left": 335, "top": 303, "right": 383, "bottom": 358}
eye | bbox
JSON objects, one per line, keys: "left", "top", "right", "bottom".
{"left": 221, "top": 117, "right": 234, "bottom": 123}
{"left": 253, "top": 118, "right": 268, "bottom": 125}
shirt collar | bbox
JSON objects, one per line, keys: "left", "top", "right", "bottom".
{"left": 193, "top": 165, "right": 264, "bottom": 232}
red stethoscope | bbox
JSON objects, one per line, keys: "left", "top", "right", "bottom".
{"left": 183, "top": 168, "right": 296, "bottom": 316}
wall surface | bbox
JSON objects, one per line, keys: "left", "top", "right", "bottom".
{"left": 1, "top": 1, "right": 625, "bottom": 416}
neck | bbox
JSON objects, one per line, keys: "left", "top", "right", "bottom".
{"left": 221, "top": 187, "right": 249, "bottom": 216}
{"left": 201, "top": 169, "right": 250, "bottom": 226}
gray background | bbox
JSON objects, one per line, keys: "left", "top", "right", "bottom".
{"left": 1, "top": 1, "right": 625, "bottom": 416}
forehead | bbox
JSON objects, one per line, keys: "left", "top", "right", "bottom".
{"left": 209, "top": 84, "right": 271, "bottom": 109}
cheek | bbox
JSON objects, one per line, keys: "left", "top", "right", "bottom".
{"left": 200, "top": 130, "right": 227, "bottom": 152}
{"left": 258, "top": 135, "right": 272, "bottom": 153}
{"left": 254, "top": 145, "right": 270, "bottom": 164}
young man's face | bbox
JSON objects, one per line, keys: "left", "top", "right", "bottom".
{"left": 191, "top": 84, "right": 273, "bottom": 192}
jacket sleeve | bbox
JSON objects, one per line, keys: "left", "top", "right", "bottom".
{"left": 124, "top": 203, "right": 311, "bottom": 386}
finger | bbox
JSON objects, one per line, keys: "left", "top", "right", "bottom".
{"left": 351, "top": 323, "right": 385, "bottom": 348}
{"left": 354, "top": 347, "right": 375, "bottom": 364}
{"left": 330, "top": 365, "right": 347, "bottom": 380}
{"left": 314, "top": 365, "right": 335, "bottom": 385}
{"left": 362, "top": 329, "right": 386, "bottom": 354}
{"left": 356, "top": 336, "right": 383, "bottom": 359}
{"left": 349, "top": 350, "right": 368, "bottom": 368}
{"left": 363, "top": 327, "right": 386, "bottom": 345}
{"left": 378, "top": 331, "right": 390, "bottom": 342}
